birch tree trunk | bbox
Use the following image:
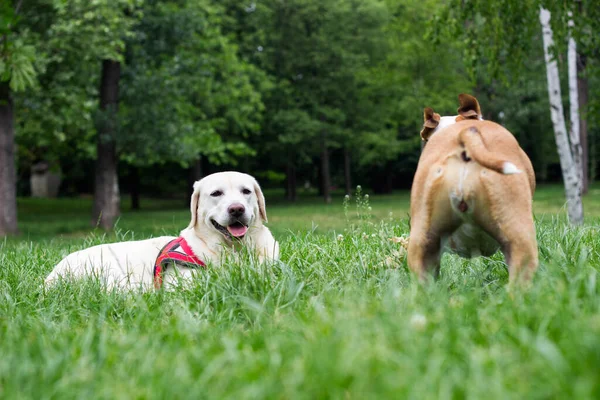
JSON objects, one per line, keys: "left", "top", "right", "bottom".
{"left": 578, "top": 56, "right": 589, "bottom": 192}
{"left": 575, "top": 0, "right": 590, "bottom": 193}
{"left": 567, "top": 12, "right": 584, "bottom": 187}
{"left": 539, "top": 7, "right": 583, "bottom": 225}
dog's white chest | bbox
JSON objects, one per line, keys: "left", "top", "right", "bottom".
{"left": 444, "top": 223, "right": 499, "bottom": 258}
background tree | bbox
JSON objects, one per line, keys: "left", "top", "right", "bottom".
{"left": 221, "top": 0, "right": 466, "bottom": 200}
{"left": 119, "top": 0, "right": 266, "bottom": 208}
{"left": 540, "top": 7, "right": 583, "bottom": 224}
{"left": 5, "top": 0, "right": 599, "bottom": 225}
{"left": 37, "top": 0, "right": 143, "bottom": 229}
{"left": 0, "top": 1, "right": 46, "bottom": 236}
{"left": 437, "top": 0, "right": 600, "bottom": 225}
{"left": 14, "top": 2, "right": 98, "bottom": 198}
{"left": 89, "top": 1, "right": 141, "bottom": 229}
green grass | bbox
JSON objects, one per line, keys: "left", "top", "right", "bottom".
{"left": 1, "top": 184, "right": 600, "bottom": 398}
{"left": 12, "top": 183, "right": 600, "bottom": 242}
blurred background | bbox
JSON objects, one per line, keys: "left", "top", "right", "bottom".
{"left": 1, "top": 0, "right": 598, "bottom": 238}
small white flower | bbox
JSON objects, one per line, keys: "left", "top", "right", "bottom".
{"left": 337, "top": 234, "right": 344, "bottom": 241}
{"left": 371, "top": 233, "right": 376, "bottom": 238}
{"left": 410, "top": 313, "right": 427, "bottom": 331}
{"left": 344, "top": 194, "right": 350, "bottom": 200}
{"left": 356, "top": 185, "right": 362, "bottom": 191}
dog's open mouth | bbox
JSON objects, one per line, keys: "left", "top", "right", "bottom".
{"left": 211, "top": 220, "right": 248, "bottom": 239}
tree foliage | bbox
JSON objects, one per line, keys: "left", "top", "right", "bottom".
{"left": 119, "top": 0, "right": 267, "bottom": 167}
{"left": 0, "top": 2, "right": 39, "bottom": 91}
{"left": 13, "top": 0, "right": 142, "bottom": 167}
{"left": 3, "top": 0, "right": 597, "bottom": 207}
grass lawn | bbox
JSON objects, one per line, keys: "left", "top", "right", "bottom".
{"left": 12, "top": 183, "right": 600, "bottom": 242}
{"left": 1, "top": 184, "right": 600, "bottom": 398}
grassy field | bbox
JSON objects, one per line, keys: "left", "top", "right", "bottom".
{"left": 11, "top": 183, "right": 600, "bottom": 242}
{"left": 1, "top": 184, "right": 600, "bottom": 398}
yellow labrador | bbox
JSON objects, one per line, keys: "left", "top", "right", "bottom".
{"left": 45, "top": 171, "right": 279, "bottom": 290}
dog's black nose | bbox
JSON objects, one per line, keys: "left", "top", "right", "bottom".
{"left": 228, "top": 203, "right": 245, "bottom": 218}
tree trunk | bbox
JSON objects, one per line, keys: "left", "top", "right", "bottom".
{"left": 343, "top": 148, "right": 352, "bottom": 196}
{"left": 187, "top": 157, "right": 203, "bottom": 204}
{"left": 92, "top": 60, "right": 121, "bottom": 230}
{"left": 320, "top": 135, "right": 332, "bottom": 204}
{"left": 385, "top": 163, "right": 394, "bottom": 193}
{"left": 578, "top": 54, "right": 589, "bottom": 192}
{"left": 0, "top": 82, "right": 19, "bottom": 236}
{"left": 130, "top": 165, "right": 140, "bottom": 210}
{"left": 575, "top": 0, "right": 590, "bottom": 193}
{"left": 540, "top": 8, "right": 583, "bottom": 225}
{"left": 567, "top": 12, "right": 584, "bottom": 189}
{"left": 316, "top": 160, "right": 324, "bottom": 196}
{"left": 285, "top": 161, "right": 297, "bottom": 202}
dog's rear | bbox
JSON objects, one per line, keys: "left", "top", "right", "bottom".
{"left": 409, "top": 116, "right": 538, "bottom": 284}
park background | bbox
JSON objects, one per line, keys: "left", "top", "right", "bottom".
{"left": 1, "top": 0, "right": 599, "bottom": 236}
{"left": 2, "top": 1, "right": 600, "bottom": 398}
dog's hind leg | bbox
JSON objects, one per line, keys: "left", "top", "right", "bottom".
{"left": 476, "top": 172, "right": 539, "bottom": 284}
{"left": 497, "top": 215, "right": 538, "bottom": 285}
{"left": 408, "top": 169, "right": 458, "bottom": 281}
{"left": 408, "top": 162, "right": 467, "bottom": 281}
{"left": 407, "top": 224, "right": 442, "bottom": 280}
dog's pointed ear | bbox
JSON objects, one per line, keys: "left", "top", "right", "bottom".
{"left": 420, "top": 107, "right": 440, "bottom": 142}
{"left": 457, "top": 93, "right": 482, "bottom": 119}
{"left": 253, "top": 178, "right": 268, "bottom": 223}
{"left": 187, "top": 180, "right": 201, "bottom": 229}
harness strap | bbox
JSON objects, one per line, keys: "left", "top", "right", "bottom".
{"left": 153, "top": 237, "right": 205, "bottom": 289}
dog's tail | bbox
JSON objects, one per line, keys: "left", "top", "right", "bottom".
{"left": 458, "top": 126, "right": 521, "bottom": 175}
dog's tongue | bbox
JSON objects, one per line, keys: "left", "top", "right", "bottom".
{"left": 227, "top": 224, "right": 248, "bottom": 237}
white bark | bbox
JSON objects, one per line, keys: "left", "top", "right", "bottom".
{"left": 539, "top": 7, "right": 583, "bottom": 225}
{"left": 567, "top": 11, "right": 583, "bottom": 184}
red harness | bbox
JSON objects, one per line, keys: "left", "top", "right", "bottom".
{"left": 153, "top": 237, "right": 205, "bottom": 289}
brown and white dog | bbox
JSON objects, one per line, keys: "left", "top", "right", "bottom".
{"left": 408, "top": 94, "right": 538, "bottom": 284}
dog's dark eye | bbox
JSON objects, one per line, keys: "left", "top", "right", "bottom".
{"left": 242, "top": 188, "right": 252, "bottom": 195}
{"left": 210, "top": 190, "right": 223, "bottom": 197}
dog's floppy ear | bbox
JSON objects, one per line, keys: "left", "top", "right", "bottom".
{"left": 187, "top": 181, "right": 201, "bottom": 229}
{"left": 253, "top": 178, "right": 268, "bottom": 223}
{"left": 457, "top": 93, "right": 482, "bottom": 120}
{"left": 420, "top": 107, "right": 440, "bottom": 142}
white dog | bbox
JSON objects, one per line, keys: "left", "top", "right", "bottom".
{"left": 45, "top": 171, "right": 279, "bottom": 290}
